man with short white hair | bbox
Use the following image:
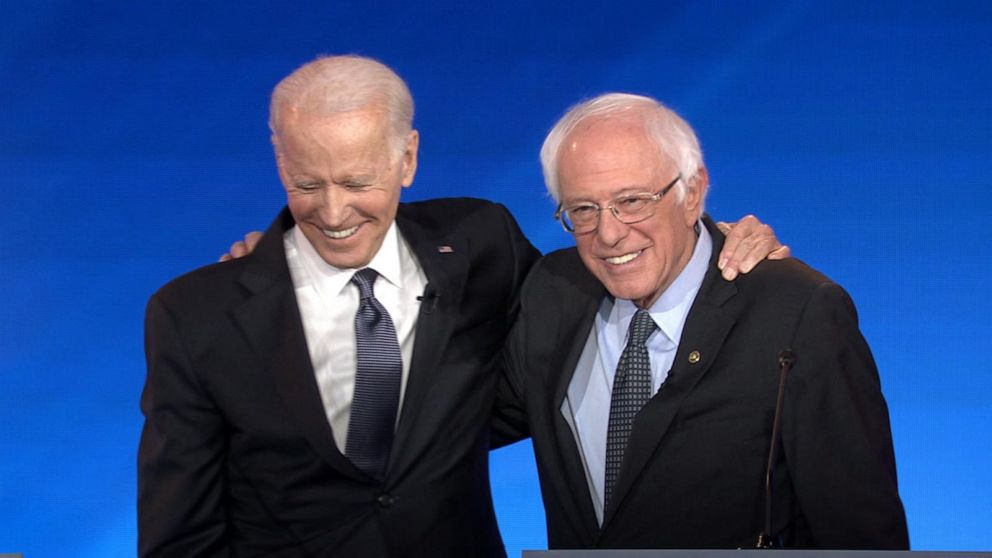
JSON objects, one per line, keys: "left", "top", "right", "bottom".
{"left": 497, "top": 93, "right": 909, "bottom": 549}
{"left": 139, "top": 55, "right": 540, "bottom": 557}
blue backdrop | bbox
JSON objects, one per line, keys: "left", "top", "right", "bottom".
{"left": 1, "top": 1, "right": 990, "bottom": 556}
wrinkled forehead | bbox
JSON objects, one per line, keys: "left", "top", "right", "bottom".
{"left": 558, "top": 119, "right": 674, "bottom": 191}
{"left": 272, "top": 113, "right": 401, "bottom": 180}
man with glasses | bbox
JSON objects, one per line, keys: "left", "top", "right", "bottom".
{"left": 496, "top": 93, "right": 908, "bottom": 549}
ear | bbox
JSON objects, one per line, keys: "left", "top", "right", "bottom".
{"left": 400, "top": 130, "right": 419, "bottom": 188}
{"left": 681, "top": 166, "right": 709, "bottom": 226}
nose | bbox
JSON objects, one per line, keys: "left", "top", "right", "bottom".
{"left": 594, "top": 207, "right": 629, "bottom": 247}
{"left": 317, "top": 186, "right": 351, "bottom": 227}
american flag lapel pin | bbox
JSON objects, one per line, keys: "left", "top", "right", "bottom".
{"left": 437, "top": 245, "right": 454, "bottom": 253}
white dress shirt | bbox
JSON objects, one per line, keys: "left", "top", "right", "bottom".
{"left": 562, "top": 222, "right": 713, "bottom": 524}
{"left": 284, "top": 223, "right": 428, "bottom": 453}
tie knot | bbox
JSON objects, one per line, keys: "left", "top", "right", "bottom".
{"left": 350, "top": 268, "right": 380, "bottom": 300}
{"left": 627, "top": 309, "right": 657, "bottom": 346}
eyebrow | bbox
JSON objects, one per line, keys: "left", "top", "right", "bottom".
{"left": 333, "top": 173, "right": 380, "bottom": 187}
{"left": 289, "top": 173, "right": 323, "bottom": 183}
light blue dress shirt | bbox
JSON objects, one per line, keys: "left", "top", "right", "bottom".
{"left": 561, "top": 222, "right": 713, "bottom": 525}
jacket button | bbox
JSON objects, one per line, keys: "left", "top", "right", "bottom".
{"left": 377, "top": 494, "right": 397, "bottom": 508}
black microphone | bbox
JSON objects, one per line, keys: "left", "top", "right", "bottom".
{"left": 756, "top": 349, "right": 797, "bottom": 549}
{"left": 416, "top": 287, "right": 441, "bottom": 314}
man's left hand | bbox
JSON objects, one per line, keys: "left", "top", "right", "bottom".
{"left": 716, "top": 215, "right": 791, "bottom": 280}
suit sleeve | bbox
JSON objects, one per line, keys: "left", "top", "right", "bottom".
{"left": 138, "top": 294, "right": 230, "bottom": 557}
{"left": 782, "top": 282, "right": 909, "bottom": 549}
{"left": 486, "top": 205, "right": 539, "bottom": 448}
{"left": 491, "top": 309, "right": 532, "bottom": 447}
{"left": 490, "top": 257, "right": 542, "bottom": 448}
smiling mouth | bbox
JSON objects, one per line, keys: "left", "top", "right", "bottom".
{"left": 321, "top": 225, "right": 359, "bottom": 240}
{"left": 604, "top": 250, "right": 643, "bottom": 265}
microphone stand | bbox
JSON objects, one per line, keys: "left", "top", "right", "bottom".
{"left": 756, "top": 350, "right": 797, "bottom": 549}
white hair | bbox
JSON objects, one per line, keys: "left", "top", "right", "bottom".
{"left": 540, "top": 93, "right": 705, "bottom": 204}
{"left": 269, "top": 54, "right": 415, "bottom": 158}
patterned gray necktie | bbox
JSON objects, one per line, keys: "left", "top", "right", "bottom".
{"left": 345, "top": 268, "right": 402, "bottom": 479}
{"left": 604, "top": 309, "right": 657, "bottom": 512}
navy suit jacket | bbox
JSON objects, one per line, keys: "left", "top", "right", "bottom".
{"left": 496, "top": 216, "right": 908, "bottom": 549}
{"left": 139, "top": 199, "right": 539, "bottom": 557}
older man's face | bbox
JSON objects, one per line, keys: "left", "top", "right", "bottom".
{"left": 557, "top": 118, "right": 705, "bottom": 308}
{"left": 274, "top": 108, "right": 418, "bottom": 269}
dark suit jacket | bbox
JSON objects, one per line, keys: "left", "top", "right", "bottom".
{"left": 139, "top": 199, "right": 539, "bottom": 557}
{"left": 497, "top": 216, "right": 908, "bottom": 550}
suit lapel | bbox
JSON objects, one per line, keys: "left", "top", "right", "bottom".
{"left": 386, "top": 211, "right": 469, "bottom": 476}
{"left": 602, "top": 218, "right": 738, "bottom": 529}
{"left": 232, "top": 209, "right": 366, "bottom": 481}
{"left": 548, "top": 253, "right": 608, "bottom": 541}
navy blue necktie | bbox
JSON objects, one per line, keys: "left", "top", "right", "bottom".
{"left": 604, "top": 309, "right": 657, "bottom": 512}
{"left": 345, "top": 268, "right": 402, "bottom": 479}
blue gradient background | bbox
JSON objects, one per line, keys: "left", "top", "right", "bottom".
{"left": 1, "top": 2, "right": 990, "bottom": 556}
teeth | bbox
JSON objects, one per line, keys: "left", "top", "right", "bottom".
{"left": 605, "top": 251, "right": 641, "bottom": 265}
{"left": 322, "top": 225, "right": 359, "bottom": 239}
